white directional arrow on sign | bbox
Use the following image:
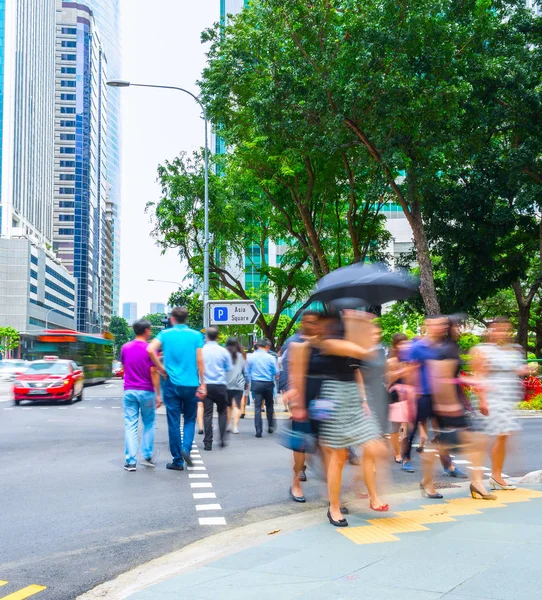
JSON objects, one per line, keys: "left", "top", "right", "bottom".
{"left": 208, "top": 300, "right": 260, "bottom": 326}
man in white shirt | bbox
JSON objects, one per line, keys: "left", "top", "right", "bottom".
{"left": 202, "top": 327, "right": 232, "bottom": 450}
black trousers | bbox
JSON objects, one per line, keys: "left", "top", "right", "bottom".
{"left": 251, "top": 380, "right": 275, "bottom": 435}
{"left": 203, "top": 384, "right": 228, "bottom": 448}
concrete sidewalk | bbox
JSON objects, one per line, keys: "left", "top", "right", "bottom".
{"left": 125, "top": 484, "right": 542, "bottom": 600}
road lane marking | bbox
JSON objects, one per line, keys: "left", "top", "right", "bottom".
{"left": 195, "top": 503, "right": 222, "bottom": 511}
{"left": 451, "top": 460, "right": 471, "bottom": 465}
{"left": 188, "top": 474, "right": 209, "bottom": 478}
{"left": 75, "top": 407, "right": 85, "bottom": 409}
{"left": 39, "top": 408, "right": 50, "bottom": 410}
{"left": 58, "top": 407, "right": 68, "bottom": 410}
{"left": 193, "top": 493, "right": 216, "bottom": 499}
{"left": 0, "top": 585, "right": 47, "bottom": 599}
{"left": 187, "top": 466, "right": 206, "bottom": 471}
{"left": 198, "top": 517, "right": 226, "bottom": 525}
{"left": 192, "top": 460, "right": 204, "bottom": 464}
{"left": 112, "top": 406, "right": 120, "bottom": 408}
{"left": 3, "top": 408, "right": 13, "bottom": 410}
{"left": 22, "top": 408, "right": 32, "bottom": 410}
{"left": 94, "top": 407, "right": 103, "bottom": 409}
{"left": 190, "top": 482, "right": 212, "bottom": 488}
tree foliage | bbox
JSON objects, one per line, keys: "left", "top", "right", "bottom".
{"left": 109, "top": 316, "right": 132, "bottom": 359}
{"left": 0, "top": 326, "right": 20, "bottom": 356}
{"left": 200, "top": 0, "right": 542, "bottom": 322}
{"left": 168, "top": 288, "right": 204, "bottom": 331}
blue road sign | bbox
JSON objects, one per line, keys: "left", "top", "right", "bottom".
{"left": 213, "top": 306, "right": 229, "bottom": 322}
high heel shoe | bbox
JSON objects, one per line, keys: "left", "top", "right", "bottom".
{"left": 420, "top": 483, "right": 443, "bottom": 499}
{"left": 327, "top": 509, "right": 348, "bottom": 527}
{"left": 489, "top": 476, "right": 517, "bottom": 491}
{"left": 470, "top": 483, "right": 497, "bottom": 500}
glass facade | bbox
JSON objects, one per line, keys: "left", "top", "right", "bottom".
{"left": 54, "top": 3, "right": 111, "bottom": 333}
{"left": 85, "top": 0, "right": 121, "bottom": 316}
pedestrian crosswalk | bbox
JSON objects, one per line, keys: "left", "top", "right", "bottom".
{"left": 0, "top": 581, "right": 46, "bottom": 599}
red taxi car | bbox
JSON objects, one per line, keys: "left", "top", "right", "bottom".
{"left": 13, "top": 356, "right": 84, "bottom": 405}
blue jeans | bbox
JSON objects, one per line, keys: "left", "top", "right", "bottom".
{"left": 163, "top": 379, "right": 198, "bottom": 465}
{"left": 124, "top": 389, "right": 156, "bottom": 465}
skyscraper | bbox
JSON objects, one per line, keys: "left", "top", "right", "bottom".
{"left": 122, "top": 302, "right": 137, "bottom": 324}
{"left": 150, "top": 302, "right": 166, "bottom": 314}
{"left": 0, "top": 0, "right": 76, "bottom": 331}
{"left": 84, "top": 0, "right": 121, "bottom": 317}
{"left": 54, "top": 2, "right": 111, "bottom": 333}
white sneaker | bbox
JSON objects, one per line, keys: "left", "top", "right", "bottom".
{"left": 233, "top": 427, "right": 239, "bottom": 434}
{"left": 226, "top": 425, "right": 232, "bottom": 433}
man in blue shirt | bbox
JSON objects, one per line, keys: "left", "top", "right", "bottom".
{"left": 148, "top": 307, "right": 205, "bottom": 471}
{"left": 202, "top": 327, "right": 232, "bottom": 451}
{"left": 247, "top": 339, "right": 278, "bottom": 438}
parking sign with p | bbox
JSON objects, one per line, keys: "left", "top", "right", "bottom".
{"left": 213, "top": 306, "right": 228, "bottom": 322}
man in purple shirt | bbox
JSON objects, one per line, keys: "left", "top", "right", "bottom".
{"left": 120, "top": 319, "right": 162, "bottom": 471}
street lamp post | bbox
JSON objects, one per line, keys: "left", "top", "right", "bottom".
{"left": 108, "top": 80, "right": 210, "bottom": 328}
{"left": 45, "top": 306, "right": 75, "bottom": 330}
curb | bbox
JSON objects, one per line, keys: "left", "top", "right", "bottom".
{"left": 75, "top": 485, "right": 458, "bottom": 600}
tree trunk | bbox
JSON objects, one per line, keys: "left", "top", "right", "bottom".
{"left": 512, "top": 280, "right": 530, "bottom": 356}
{"left": 535, "top": 308, "right": 542, "bottom": 359}
{"left": 409, "top": 202, "right": 441, "bottom": 315}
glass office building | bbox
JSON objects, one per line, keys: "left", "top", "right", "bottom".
{"left": 82, "top": 0, "right": 121, "bottom": 317}
{"left": 54, "top": 2, "right": 111, "bottom": 333}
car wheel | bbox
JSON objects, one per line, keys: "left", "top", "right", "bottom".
{"left": 65, "top": 390, "right": 75, "bottom": 405}
{"left": 14, "top": 400, "right": 20, "bottom": 406}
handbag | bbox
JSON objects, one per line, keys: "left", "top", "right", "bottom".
{"left": 388, "top": 383, "right": 416, "bottom": 423}
{"left": 278, "top": 420, "right": 317, "bottom": 454}
{"left": 309, "top": 397, "right": 336, "bottom": 421}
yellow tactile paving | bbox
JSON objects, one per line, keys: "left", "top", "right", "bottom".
{"left": 0, "top": 585, "right": 47, "bottom": 600}
{"left": 366, "top": 517, "right": 429, "bottom": 533}
{"left": 446, "top": 498, "right": 506, "bottom": 510}
{"left": 419, "top": 503, "right": 483, "bottom": 517}
{"left": 338, "top": 488, "right": 542, "bottom": 545}
{"left": 393, "top": 509, "right": 457, "bottom": 523}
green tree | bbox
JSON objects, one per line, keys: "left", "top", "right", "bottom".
{"left": 147, "top": 151, "right": 315, "bottom": 345}
{"left": 140, "top": 312, "right": 168, "bottom": 339}
{"left": 200, "top": 0, "right": 541, "bottom": 317}
{"left": 0, "top": 326, "right": 20, "bottom": 358}
{"left": 109, "top": 316, "right": 132, "bottom": 359}
{"left": 168, "top": 288, "right": 204, "bottom": 330}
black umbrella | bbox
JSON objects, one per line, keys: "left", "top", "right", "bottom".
{"left": 311, "top": 262, "right": 419, "bottom": 306}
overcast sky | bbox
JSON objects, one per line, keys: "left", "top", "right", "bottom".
{"left": 118, "top": 0, "right": 219, "bottom": 317}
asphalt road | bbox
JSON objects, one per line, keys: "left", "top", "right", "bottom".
{"left": 0, "top": 381, "right": 541, "bottom": 600}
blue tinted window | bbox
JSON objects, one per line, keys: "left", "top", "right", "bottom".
{"left": 60, "top": 107, "right": 76, "bottom": 114}
{"left": 60, "top": 147, "right": 75, "bottom": 154}
{"left": 61, "top": 80, "right": 76, "bottom": 88}
{"left": 61, "top": 40, "right": 76, "bottom": 48}
{"left": 60, "top": 160, "right": 75, "bottom": 167}
{"left": 30, "top": 284, "right": 38, "bottom": 294}
{"left": 58, "top": 214, "right": 74, "bottom": 221}
{"left": 30, "top": 255, "right": 38, "bottom": 265}
{"left": 59, "top": 187, "right": 75, "bottom": 194}
{"left": 61, "top": 54, "right": 76, "bottom": 60}
{"left": 59, "top": 201, "right": 74, "bottom": 208}
{"left": 61, "top": 27, "right": 77, "bottom": 34}
{"left": 60, "top": 94, "right": 76, "bottom": 101}
{"left": 59, "top": 228, "right": 74, "bottom": 235}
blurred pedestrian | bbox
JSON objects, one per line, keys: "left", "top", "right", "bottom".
{"left": 293, "top": 311, "right": 388, "bottom": 526}
{"left": 247, "top": 339, "right": 278, "bottom": 437}
{"left": 121, "top": 319, "right": 162, "bottom": 471}
{"left": 286, "top": 311, "right": 323, "bottom": 501}
{"left": 148, "top": 307, "right": 205, "bottom": 471}
{"left": 225, "top": 338, "right": 248, "bottom": 435}
{"left": 202, "top": 327, "right": 232, "bottom": 451}
{"left": 471, "top": 317, "right": 532, "bottom": 491}
{"left": 402, "top": 315, "right": 468, "bottom": 480}
{"left": 387, "top": 333, "right": 414, "bottom": 464}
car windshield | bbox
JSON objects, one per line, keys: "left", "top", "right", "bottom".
{"left": 26, "top": 362, "right": 70, "bottom": 375}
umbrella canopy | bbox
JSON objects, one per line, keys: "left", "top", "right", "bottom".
{"left": 329, "top": 297, "right": 367, "bottom": 310}
{"left": 311, "top": 262, "right": 419, "bottom": 306}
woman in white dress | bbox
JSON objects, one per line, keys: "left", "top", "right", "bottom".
{"left": 471, "top": 317, "right": 533, "bottom": 491}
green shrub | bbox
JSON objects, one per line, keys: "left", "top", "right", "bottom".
{"left": 517, "top": 395, "right": 542, "bottom": 410}
{"left": 457, "top": 333, "right": 481, "bottom": 353}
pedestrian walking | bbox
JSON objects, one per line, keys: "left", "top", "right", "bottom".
{"left": 202, "top": 327, "right": 232, "bottom": 450}
{"left": 291, "top": 311, "right": 388, "bottom": 526}
{"left": 387, "top": 333, "right": 415, "bottom": 464}
{"left": 148, "top": 307, "right": 205, "bottom": 471}
{"left": 247, "top": 339, "right": 278, "bottom": 438}
{"left": 471, "top": 317, "right": 533, "bottom": 491}
{"left": 120, "top": 319, "right": 162, "bottom": 472}
{"left": 225, "top": 338, "right": 248, "bottom": 434}
{"left": 402, "top": 315, "right": 468, "bottom": 480}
